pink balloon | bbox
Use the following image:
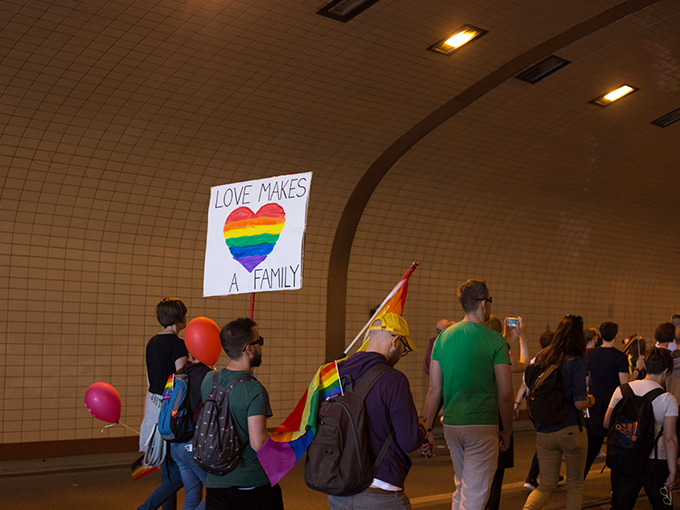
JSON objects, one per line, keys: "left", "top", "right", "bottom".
{"left": 84, "top": 382, "right": 121, "bottom": 424}
{"left": 185, "top": 316, "right": 222, "bottom": 366}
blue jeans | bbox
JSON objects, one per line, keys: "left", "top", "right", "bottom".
{"left": 171, "top": 442, "right": 207, "bottom": 510}
{"left": 139, "top": 445, "right": 184, "bottom": 510}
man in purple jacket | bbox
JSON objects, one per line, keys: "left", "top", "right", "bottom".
{"left": 328, "top": 313, "right": 427, "bottom": 510}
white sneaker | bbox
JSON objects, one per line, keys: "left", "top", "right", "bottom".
{"left": 523, "top": 481, "right": 537, "bottom": 492}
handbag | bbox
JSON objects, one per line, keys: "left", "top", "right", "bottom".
{"left": 143, "top": 423, "right": 167, "bottom": 467}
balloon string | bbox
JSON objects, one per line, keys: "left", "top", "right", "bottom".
{"left": 100, "top": 421, "right": 140, "bottom": 435}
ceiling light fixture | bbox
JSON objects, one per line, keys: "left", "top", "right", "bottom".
{"left": 429, "top": 25, "right": 488, "bottom": 55}
{"left": 591, "top": 85, "right": 638, "bottom": 107}
{"left": 317, "top": 0, "right": 381, "bottom": 22}
{"left": 516, "top": 56, "right": 571, "bottom": 84}
{"left": 652, "top": 108, "right": 680, "bottom": 128}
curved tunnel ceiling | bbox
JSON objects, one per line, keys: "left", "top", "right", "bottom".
{"left": 325, "top": 0, "right": 677, "bottom": 359}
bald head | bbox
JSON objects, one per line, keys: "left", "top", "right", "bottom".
{"left": 436, "top": 319, "right": 454, "bottom": 333}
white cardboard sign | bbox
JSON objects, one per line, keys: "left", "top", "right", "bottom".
{"left": 203, "top": 172, "right": 312, "bottom": 297}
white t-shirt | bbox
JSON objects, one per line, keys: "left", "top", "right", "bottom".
{"left": 608, "top": 380, "right": 678, "bottom": 459}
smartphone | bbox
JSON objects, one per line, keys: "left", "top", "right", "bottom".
{"left": 507, "top": 317, "right": 520, "bottom": 327}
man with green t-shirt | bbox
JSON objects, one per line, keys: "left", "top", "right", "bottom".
{"left": 422, "top": 280, "right": 513, "bottom": 510}
{"left": 200, "top": 318, "right": 283, "bottom": 510}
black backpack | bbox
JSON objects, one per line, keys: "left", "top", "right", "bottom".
{"left": 158, "top": 371, "right": 194, "bottom": 443}
{"left": 192, "top": 372, "right": 254, "bottom": 476}
{"left": 525, "top": 362, "right": 573, "bottom": 425}
{"left": 304, "top": 363, "right": 393, "bottom": 496}
{"left": 606, "top": 383, "right": 665, "bottom": 476}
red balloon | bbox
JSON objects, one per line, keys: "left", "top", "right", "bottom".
{"left": 84, "top": 382, "right": 121, "bottom": 424}
{"left": 185, "top": 316, "right": 222, "bottom": 366}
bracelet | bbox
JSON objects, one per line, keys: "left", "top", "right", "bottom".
{"left": 514, "top": 401, "right": 521, "bottom": 405}
{"left": 426, "top": 427, "right": 433, "bottom": 432}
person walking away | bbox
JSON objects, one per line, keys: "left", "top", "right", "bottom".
{"left": 583, "top": 321, "right": 629, "bottom": 479}
{"left": 170, "top": 356, "right": 211, "bottom": 510}
{"left": 422, "top": 279, "right": 513, "bottom": 510}
{"left": 605, "top": 347, "right": 678, "bottom": 510}
{"left": 522, "top": 314, "right": 590, "bottom": 510}
{"left": 139, "top": 298, "right": 189, "bottom": 510}
{"left": 327, "top": 313, "right": 426, "bottom": 510}
{"left": 200, "top": 318, "right": 283, "bottom": 510}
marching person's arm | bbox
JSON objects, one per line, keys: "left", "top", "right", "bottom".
{"left": 388, "top": 373, "right": 426, "bottom": 453}
{"left": 248, "top": 414, "right": 269, "bottom": 452}
{"left": 494, "top": 362, "right": 513, "bottom": 451}
{"left": 421, "top": 359, "right": 443, "bottom": 459}
{"left": 514, "top": 380, "right": 527, "bottom": 419}
{"left": 573, "top": 358, "right": 589, "bottom": 411}
{"left": 663, "top": 415, "right": 677, "bottom": 489}
{"left": 603, "top": 389, "right": 621, "bottom": 429}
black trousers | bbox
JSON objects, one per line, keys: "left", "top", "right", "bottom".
{"left": 610, "top": 459, "right": 671, "bottom": 510}
{"left": 206, "top": 483, "right": 284, "bottom": 510}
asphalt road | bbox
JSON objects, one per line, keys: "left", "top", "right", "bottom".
{"left": 0, "top": 427, "right": 664, "bottom": 509}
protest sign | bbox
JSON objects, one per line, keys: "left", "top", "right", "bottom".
{"left": 203, "top": 172, "right": 312, "bottom": 297}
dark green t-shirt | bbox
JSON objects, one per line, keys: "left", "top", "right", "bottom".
{"left": 432, "top": 321, "right": 510, "bottom": 426}
{"left": 200, "top": 369, "right": 272, "bottom": 488}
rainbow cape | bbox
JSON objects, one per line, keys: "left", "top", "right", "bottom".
{"left": 257, "top": 262, "right": 419, "bottom": 486}
{"left": 257, "top": 360, "right": 342, "bottom": 485}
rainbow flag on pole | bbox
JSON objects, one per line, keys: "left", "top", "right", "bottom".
{"left": 257, "top": 262, "right": 419, "bottom": 486}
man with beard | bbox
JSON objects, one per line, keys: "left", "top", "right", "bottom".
{"left": 200, "top": 318, "right": 282, "bottom": 510}
{"left": 327, "top": 313, "right": 427, "bottom": 510}
{"left": 421, "top": 280, "right": 513, "bottom": 510}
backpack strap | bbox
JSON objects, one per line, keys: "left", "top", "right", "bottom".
{"left": 644, "top": 387, "right": 665, "bottom": 402}
{"left": 352, "top": 363, "right": 394, "bottom": 472}
{"left": 620, "top": 383, "right": 633, "bottom": 399}
{"left": 354, "top": 364, "right": 392, "bottom": 401}
{"left": 207, "top": 371, "right": 254, "bottom": 398}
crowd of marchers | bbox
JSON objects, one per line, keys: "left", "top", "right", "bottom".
{"left": 135, "top": 288, "right": 680, "bottom": 510}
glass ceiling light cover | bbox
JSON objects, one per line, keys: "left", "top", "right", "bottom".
{"left": 429, "top": 25, "right": 488, "bottom": 55}
{"left": 591, "top": 85, "right": 639, "bottom": 107}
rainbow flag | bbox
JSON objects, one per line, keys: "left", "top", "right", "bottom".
{"left": 257, "top": 360, "right": 342, "bottom": 486}
{"left": 354, "top": 261, "right": 419, "bottom": 352}
{"left": 131, "top": 454, "right": 159, "bottom": 481}
{"left": 223, "top": 203, "right": 285, "bottom": 272}
{"left": 161, "top": 375, "right": 173, "bottom": 399}
{"left": 257, "top": 262, "right": 419, "bottom": 486}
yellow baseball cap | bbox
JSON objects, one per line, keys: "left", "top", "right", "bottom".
{"left": 367, "top": 313, "right": 417, "bottom": 352}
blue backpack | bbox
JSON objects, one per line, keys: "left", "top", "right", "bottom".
{"left": 158, "top": 372, "right": 193, "bottom": 443}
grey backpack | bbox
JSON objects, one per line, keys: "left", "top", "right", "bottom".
{"left": 192, "top": 372, "right": 253, "bottom": 475}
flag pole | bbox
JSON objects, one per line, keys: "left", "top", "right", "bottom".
{"left": 250, "top": 292, "right": 255, "bottom": 319}
{"left": 340, "top": 261, "right": 419, "bottom": 358}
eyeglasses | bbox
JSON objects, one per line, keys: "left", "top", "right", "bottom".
{"left": 660, "top": 486, "right": 672, "bottom": 505}
{"left": 243, "top": 336, "right": 264, "bottom": 351}
{"left": 476, "top": 297, "right": 493, "bottom": 303}
{"left": 394, "top": 335, "right": 411, "bottom": 357}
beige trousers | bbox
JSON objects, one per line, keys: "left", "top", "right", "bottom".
{"left": 443, "top": 424, "right": 499, "bottom": 510}
{"left": 522, "top": 425, "right": 587, "bottom": 510}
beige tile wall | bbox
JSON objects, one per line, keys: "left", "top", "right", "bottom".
{"left": 1, "top": 0, "right": 679, "bottom": 447}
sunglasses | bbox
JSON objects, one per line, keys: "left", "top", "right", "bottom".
{"left": 660, "top": 486, "right": 672, "bottom": 506}
{"left": 243, "top": 336, "right": 264, "bottom": 351}
{"left": 476, "top": 297, "right": 493, "bottom": 303}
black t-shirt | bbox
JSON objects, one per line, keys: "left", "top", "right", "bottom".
{"left": 146, "top": 333, "right": 188, "bottom": 394}
{"left": 586, "top": 346, "right": 628, "bottom": 395}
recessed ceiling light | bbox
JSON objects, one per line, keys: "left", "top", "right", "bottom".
{"left": 317, "top": 0, "right": 381, "bottom": 22}
{"left": 652, "top": 108, "right": 680, "bottom": 128}
{"left": 428, "top": 25, "right": 488, "bottom": 56}
{"left": 591, "top": 85, "right": 638, "bottom": 107}
{"left": 516, "top": 56, "right": 571, "bottom": 84}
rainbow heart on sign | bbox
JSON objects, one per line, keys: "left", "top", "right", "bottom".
{"left": 223, "top": 203, "right": 286, "bottom": 272}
